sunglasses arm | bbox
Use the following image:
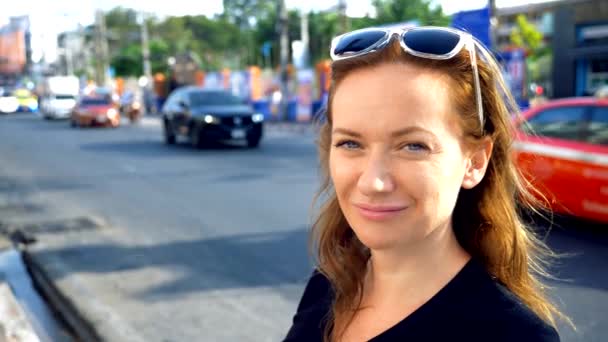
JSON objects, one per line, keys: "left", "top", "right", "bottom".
{"left": 467, "top": 39, "right": 484, "bottom": 133}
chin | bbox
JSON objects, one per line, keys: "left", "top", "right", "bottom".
{"left": 349, "top": 221, "right": 406, "bottom": 251}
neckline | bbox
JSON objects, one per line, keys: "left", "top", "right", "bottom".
{"left": 367, "top": 258, "right": 483, "bottom": 341}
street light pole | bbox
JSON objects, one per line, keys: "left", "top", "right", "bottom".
{"left": 278, "top": 0, "right": 289, "bottom": 121}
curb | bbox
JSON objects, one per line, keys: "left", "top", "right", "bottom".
{"left": 22, "top": 251, "right": 100, "bottom": 342}
{"left": 23, "top": 249, "right": 145, "bottom": 342}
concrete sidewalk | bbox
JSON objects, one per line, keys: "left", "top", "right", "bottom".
{"left": 0, "top": 236, "right": 40, "bottom": 342}
{"left": 15, "top": 218, "right": 146, "bottom": 342}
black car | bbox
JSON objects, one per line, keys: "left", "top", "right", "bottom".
{"left": 162, "top": 87, "right": 264, "bottom": 148}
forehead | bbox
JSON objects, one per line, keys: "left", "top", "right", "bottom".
{"left": 331, "top": 62, "right": 461, "bottom": 135}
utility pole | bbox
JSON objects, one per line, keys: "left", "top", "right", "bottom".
{"left": 94, "top": 10, "right": 109, "bottom": 86}
{"left": 338, "top": 0, "right": 348, "bottom": 33}
{"left": 300, "top": 11, "right": 310, "bottom": 68}
{"left": 278, "top": 0, "right": 289, "bottom": 121}
{"left": 488, "top": 0, "right": 498, "bottom": 50}
{"left": 140, "top": 12, "right": 152, "bottom": 87}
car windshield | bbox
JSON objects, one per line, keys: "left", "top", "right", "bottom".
{"left": 80, "top": 97, "right": 111, "bottom": 106}
{"left": 189, "top": 91, "right": 244, "bottom": 106}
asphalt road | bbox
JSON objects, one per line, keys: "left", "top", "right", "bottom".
{"left": 0, "top": 113, "right": 605, "bottom": 341}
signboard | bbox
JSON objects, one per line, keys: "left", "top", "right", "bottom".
{"left": 295, "top": 69, "right": 314, "bottom": 122}
{"left": 498, "top": 48, "right": 528, "bottom": 108}
{"left": 0, "top": 30, "right": 26, "bottom": 74}
{"left": 451, "top": 7, "right": 491, "bottom": 49}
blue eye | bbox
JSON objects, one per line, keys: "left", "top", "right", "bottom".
{"left": 334, "top": 140, "right": 361, "bottom": 150}
{"left": 402, "top": 143, "right": 429, "bottom": 152}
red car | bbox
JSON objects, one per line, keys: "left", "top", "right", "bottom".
{"left": 513, "top": 97, "right": 608, "bottom": 223}
{"left": 71, "top": 95, "right": 120, "bottom": 128}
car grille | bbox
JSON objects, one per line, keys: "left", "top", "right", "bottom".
{"left": 221, "top": 116, "right": 253, "bottom": 127}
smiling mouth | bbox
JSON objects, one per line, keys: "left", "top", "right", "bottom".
{"left": 353, "top": 204, "right": 408, "bottom": 221}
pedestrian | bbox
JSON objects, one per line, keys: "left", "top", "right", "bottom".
{"left": 284, "top": 26, "right": 568, "bottom": 342}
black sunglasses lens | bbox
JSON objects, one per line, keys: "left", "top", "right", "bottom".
{"left": 403, "top": 29, "right": 461, "bottom": 55}
{"left": 333, "top": 30, "right": 386, "bottom": 56}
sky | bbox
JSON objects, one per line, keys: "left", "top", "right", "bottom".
{"left": 1, "top": 0, "right": 553, "bottom": 63}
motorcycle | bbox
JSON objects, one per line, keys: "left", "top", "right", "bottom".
{"left": 119, "top": 92, "right": 142, "bottom": 123}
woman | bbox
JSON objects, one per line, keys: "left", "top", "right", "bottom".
{"left": 284, "top": 26, "right": 566, "bottom": 342}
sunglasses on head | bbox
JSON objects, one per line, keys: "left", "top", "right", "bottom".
{"left": 330, "top": 26, "right": 484, "bottom": 133}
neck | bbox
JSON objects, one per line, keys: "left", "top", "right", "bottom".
{"left": 365, "top": 221, "right": 470, "bottom": 302}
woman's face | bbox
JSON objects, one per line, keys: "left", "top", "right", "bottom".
{"left": 330, "top": 62, "right": 477, "bottom": 252}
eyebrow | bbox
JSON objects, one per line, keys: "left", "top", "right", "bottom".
{"left": 332, "top": 126, "right": 435, "bottom": 138}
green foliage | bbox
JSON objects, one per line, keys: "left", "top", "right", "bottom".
{"left": 102, "top": 0, "right": 449, "bottom": 74}
{"left": 508, "top": 14, "right": 551, "bottom": 83}
{"left": 372, "top": 0, "right": 449, "bottom": 26}
{"left": 509, "top": 15, "right": 543, "bottom": 53}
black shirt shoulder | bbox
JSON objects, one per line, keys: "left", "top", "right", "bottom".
{"left": 284, "top": 260, "right": 560, "bottom": 342}
{"left": 380, "top": 259, "right": 560, "bottom": 342}
{"left": 463, "top": 268, "right": 561, "bottom": 342}
{"left": 284, "top": 270, "right": 332, "bottom": 342}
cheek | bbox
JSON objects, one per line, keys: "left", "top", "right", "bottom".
{"left": 427, "top": 153, "right": 468, "bottom": 208}
{"left": 402, "top": 153, "right": 466, "bottom": 205}
{"left": 329, "top": 152, "right": 359, "bottom": 198}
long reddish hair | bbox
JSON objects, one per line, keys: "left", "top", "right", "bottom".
{"left": 311, "top": 39, "right": 568, "bottom": 341}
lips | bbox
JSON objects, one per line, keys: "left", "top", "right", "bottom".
{"left": 353, "top": 203, "right": 408, "bottom": 221}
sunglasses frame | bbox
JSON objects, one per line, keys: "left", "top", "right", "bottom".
{"left": 330, "top": 26, "right": 484, "bottom": 133}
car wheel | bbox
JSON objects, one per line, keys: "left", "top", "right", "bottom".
{"left": 189, "top": 125, "right": 205, "bottom": 149}
{"left": 247, "top": 135, "right": 261, "bottom": 148}
{"left": 163, "top": 120, "right": 176, "bottom": 145}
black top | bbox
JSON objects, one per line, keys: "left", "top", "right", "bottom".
{"left": 284, "top": 259, "right": 560, "bottom": 342}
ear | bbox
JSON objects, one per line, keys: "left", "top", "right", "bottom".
{"left": 462, "top": 137, "right": 493, "bottom": 189}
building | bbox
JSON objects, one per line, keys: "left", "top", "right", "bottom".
{"left": 0, "top": 16, "right": 32, "bottom": 84}
{"left": 496, "top": 0, "right": 608, "bottom": 98}
{"left": 56, "top": 26, "right": 93, "bottom": 77}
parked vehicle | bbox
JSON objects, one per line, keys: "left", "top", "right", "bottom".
{"left": 70, "top": 95, "right": 120, "bottom": 128}
{"left": 40, "top": 76, "right": 80, "bottom": 119}
{"left": 161, "top": 87, "right": 264, "bottom": 148}
{"left": 513, "top": 96, "right": 608, "bottom": 223}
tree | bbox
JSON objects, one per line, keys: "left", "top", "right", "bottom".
{"left": 308, "top": 11, "right": 340, "bottom": 64}
{"left": 372, "top": 0, "right": 450, "bottom": 26}
{"left": 509, "top": 15, "right": 543, "bottom": 53}
{"left": 509, "top": 15, "right": 549, "bottom": 84}
{"left": 111, "top": 45, "right": 141, "bottom": 77}
{"left": 222, "top": 0, "right": 274, "bottom": 29}
{"left": 104, "top": 7, "right": 141, "bottom": 58}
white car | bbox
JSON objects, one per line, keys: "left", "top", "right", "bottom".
{"left": 0, "top": 87, "right": 19, "bottom": 114}
{"left": 41, "top": 94, "right": 78, "bottom": 119}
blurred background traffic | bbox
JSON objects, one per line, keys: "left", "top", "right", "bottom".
{"left": 0, "top": 1, "right": 606, "bottom": 342}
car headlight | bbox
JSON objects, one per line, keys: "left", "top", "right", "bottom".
{"left": 107, "top": 108, "right": 118, "bottom": 117}
{"left": 252, "top": 113, "right": 264, "bottom": 123}
{"left": 203, "top": 115, "right": 220, "bottom": 124}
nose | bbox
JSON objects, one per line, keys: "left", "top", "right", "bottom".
{"left": 357, "top": 151, "right": 396, "bottom": 195}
